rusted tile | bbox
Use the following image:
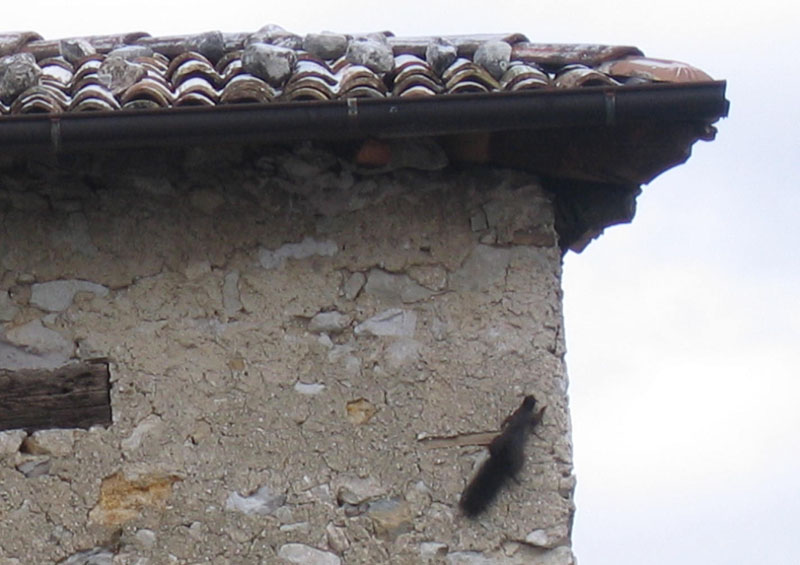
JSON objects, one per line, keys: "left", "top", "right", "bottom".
{"left": 501, "top": 63, "right": 551, "bottom": 91}
{"left": 119, "top": 77, "right": 175, "bottom": 107}
{"left": 598, "top": 57, "right": 713, "bottom": 83}
{"left": 337, "top": 64, "right": 387, "bottom": 97}
{"left": 512, "top": 43, "right": 643, "bottom": 68}
{"left": 554, "top": 65, "right": 621, "bottom": 88}
{"left": 219, "top": 74, "right": 276, "bottom": 104}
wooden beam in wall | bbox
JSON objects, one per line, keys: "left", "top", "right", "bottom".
{"left": 0, "top": 361, "right": 112, "bottom": 432}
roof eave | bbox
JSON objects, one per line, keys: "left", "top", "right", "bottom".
{"left": 0, "top": 80, "right": 728, "bottom": 152}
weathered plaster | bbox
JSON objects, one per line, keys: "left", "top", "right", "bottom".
{"left": 0, "top": 142, "right": 574, "bottom": 564}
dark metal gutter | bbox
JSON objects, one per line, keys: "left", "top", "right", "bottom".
{"left": 0, "top": 81, "right": 728, "bottom": 152}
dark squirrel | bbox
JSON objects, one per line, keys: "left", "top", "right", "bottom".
{"left": 459, "top": 395, "right": 545, "bottom": 517}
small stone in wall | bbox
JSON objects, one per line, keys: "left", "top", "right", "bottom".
{"left": 58, "top": 547, "right": 114, "bottom": 565}
{"left": 354, "top": 308, "right": 417, "bottom": 337}
{"left": 15, "top": 456, "right": 51, "bottom": 478}
{"left": 0, "top": 290, "right": 19, "bottom": 321}
{"left": 367, "top": 498, "right": 413, "bottom": 540}
{"left": 89, "top": 471, "right": 182, "bottom": 527}
{"left": 3, "top": 319, "right": 74, "bottom": 358}
{"left": 345, "top": 398, "right": 377, "bottom": 425}
{"left": 21, "top": 429, "right": 75, "bottom": 456}
{"left": 222, "top": 270, "right": 243, "bottom": 316}
{"left": 30, "top": 279, "right": 109, "bottom": 312}
{"left": 364, "top": 268, "right": 435, "bottom": 304}
{"left": 335, "top": 475, "right": 385, "bottom": 507}
{"left": 0, "top": 430, "right": 26, "bottom": 455}
{"left": 294, "top": 381, "right": 326, "bottom": 395}
{"left": 120, "top": 414, "right": 164, "bottom": 453}
{"left": 325, "top": 522, "right": 350, "bottom": 553}
{"left": 259, "top": 237, "right": 338, "bottom": 270}
{"left": 446, "top": 551, "right": 496, "bottom": 565}
{"left": 343, "top": 271, "right": 366, "bottom": 301}
{"left": 524, "top": 523, "right": 570, "bottom": 549}
{"left": 277, "top": 543, "right": 341, "bottom": 565}
{"left": 225, "top": 484, "right": 286, "bottom": 516}
{"left": 309, "top": 311, "right": 351, "bottom": 334}
{"left": 420, "top": 541, "right": 449, "bottom": 560}
{"left": 383, "top": 338, "right": 421, "bottom": 370}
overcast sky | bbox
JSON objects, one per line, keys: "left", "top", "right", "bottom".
{"left": 6, "top": 2, "right": 799, "bottom": 563}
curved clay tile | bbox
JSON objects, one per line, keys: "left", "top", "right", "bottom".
{"left": 597, "top": 57, "right": 713, "bottom": 83}
{"left": 72, "top": 56, "right": 104, "bottom": 86}
{"left": 69, "top": 85, "right": 122, "bottom": 112}
{"left": 395, "top": 84, "right": 438, "bottom": 98}
{"left": 288, "top": 59, "right": 338, "bottom": 87}
{"left": 87, "top": 32, "right": 151, "bottom": 53}
{"left": 137, "top": 31, "right": 225, "bottom": 63}
{"left": 446, "top": 80, "right": 491, "bottom": 95}
{"left": 284, "top": 75, "right": 336, "bottom": 100}
{"left": 174, "top": 91, "right": 216, "bottom": 106}
{"left": 336, "top": 64, "right": 387, "bottom": 97}
{"left": 215, "top": 50, "right": 243, "bottom": 78}
{"left": 39, "top": 60, "right": 75, "bottom": 90}
{"left": 174, "top": 77, "right": 220, "bottom": 102}
{"left": 219, "top": 74, "right": 276, "bottom": 104}
{"left": 512, "top": 43, "right": 643, "bottom": 69}
{"left": 554, "top": 65, "right": 621, "bottom": 88}
{"left": 119, "top": 77, "right": 175, "bottom": 107}
{"left": 10, "top": 86, "right": 64, "bottom": 114}
{"left": 282, "top": 85, "right": 332, "bottom": 102}
{"left": 168, "top": 52, "right": 221, "bottom": 88}
{"left": 340, "top": 85, "right": 386, "bottom": 99}
{"left": 442, "top": 59, "right": 500, "bottom": 92}
{"left": 0, "top": 32, "right": 43, "bottom": 57}
{"left": 135, "top": 55, "right": 170, "bottom": 77}
{"left": 500, "top": 63, "right": 551, "bottom": 91}
{"left": 392, "top": 73, "right": 442, "bottom": 97}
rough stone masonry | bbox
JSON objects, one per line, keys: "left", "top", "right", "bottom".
{"left": 0, "top": 139, "right": 575, "bottom": 564}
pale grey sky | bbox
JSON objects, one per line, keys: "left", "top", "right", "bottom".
{"left": 6, "top": 1, "right": 799, "bottom": 563}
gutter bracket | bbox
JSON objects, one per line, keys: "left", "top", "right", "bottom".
{"left": 50, "top": 117, "right": 61, "bottom": 152}
{"left": 347, "top": 97, "right": 358, "bottom": 119}
{"left": 604, "top": 91, "right": 616, "bottom": 126}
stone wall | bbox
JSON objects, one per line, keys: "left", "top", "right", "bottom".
{"left": 0, "top": 140, "right": 575, "bottom": 564}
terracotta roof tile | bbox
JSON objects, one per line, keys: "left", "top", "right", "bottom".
{"left": 0, "top": 26, "right": 717, "bottom": 117}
